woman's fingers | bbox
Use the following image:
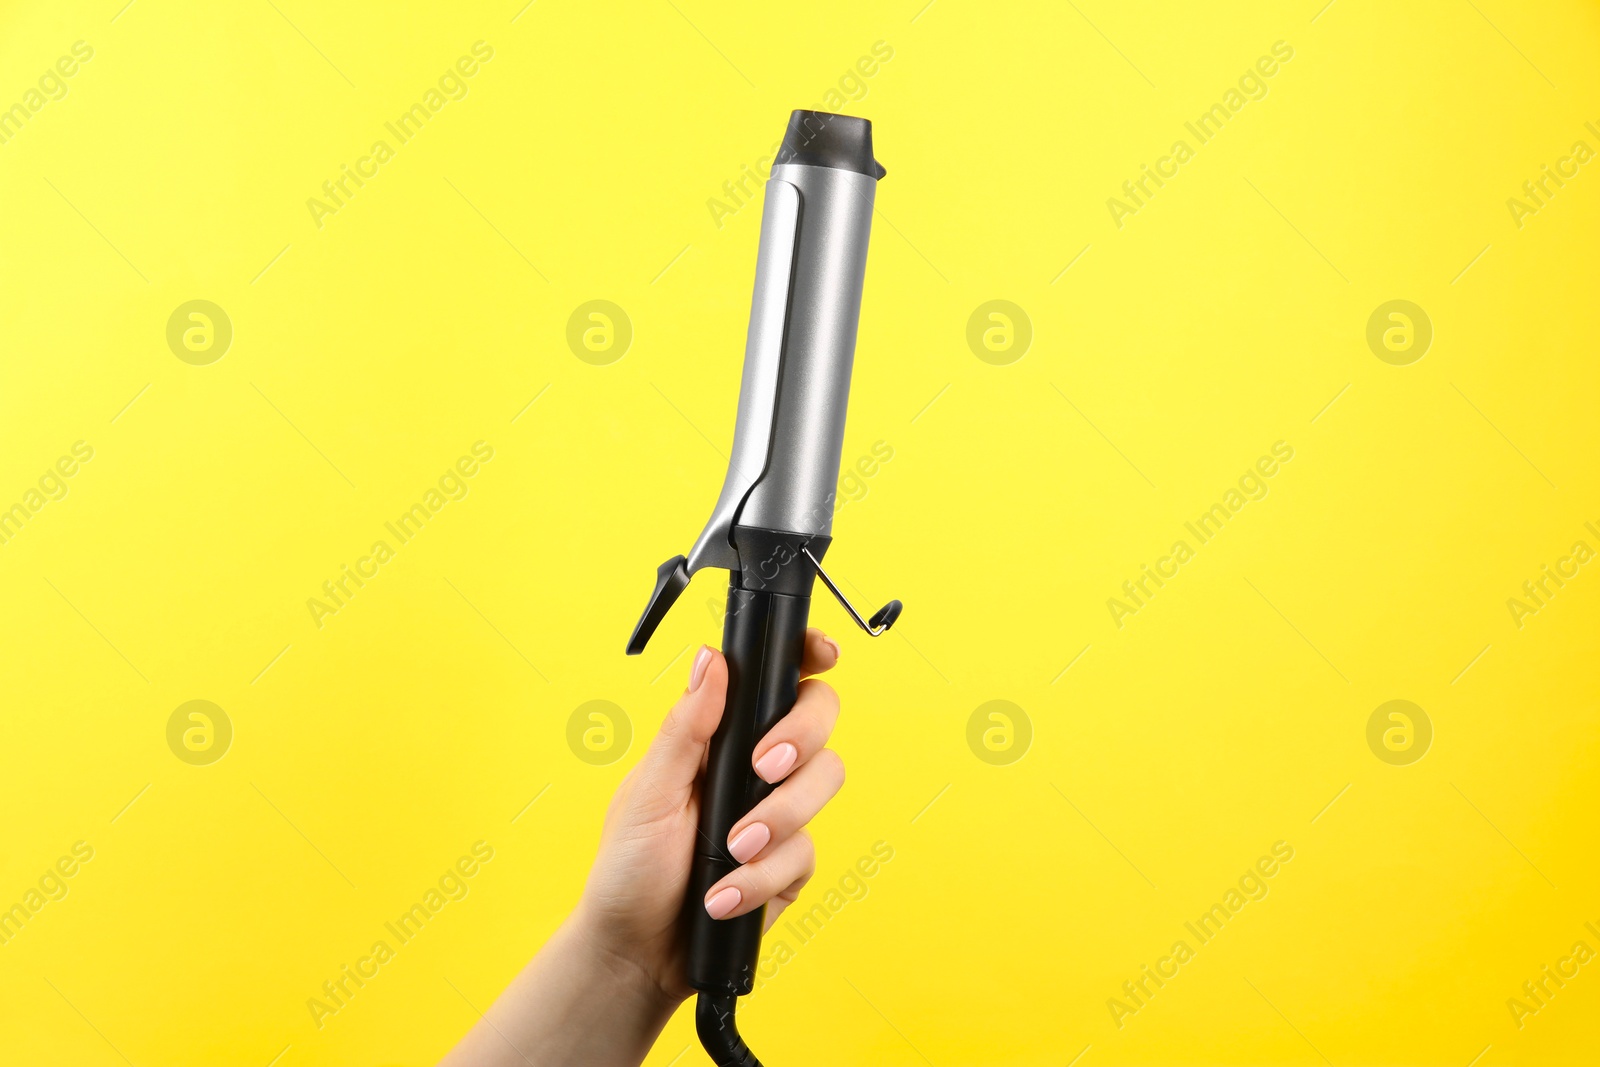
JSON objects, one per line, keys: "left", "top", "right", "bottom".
{"left": 799, "top": 628, "right": 841, "bottom": 678}
{"left": 762, "top": 866, "right": 812, "bottom": 931}
{"left": 726, "top": 749, "right": 844, "bottom": 863}
{"left": 704, "top": 831, "right": 816, "bottom": 920}
{"left": 749, "top": 631, "right": 840, "bottom": 783}
{"left": 751, "top": 678, "right": 839, "bottom": 784}
{"left": 631, "top": 646, "right": 727, "bottom": 805}
{"left": 695, "top": 629, "right": 840, "bottom": 922}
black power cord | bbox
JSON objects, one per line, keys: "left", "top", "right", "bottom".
{"left": 696, "top": 993, "right": 763, "bottom": 1067}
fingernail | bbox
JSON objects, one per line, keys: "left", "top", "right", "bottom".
{"left": 728, "top": 822, "right": 770, "bottom": 864}
{"left": 754, "top": 742, "right": 798, "bottom": 783}
{"left": 689, "top": 645, "right": 712, "bottom": 692}
{"left": 823, "top": 636, "right": 842, "bottom": 661}
{"left": 705, "top": 885, "right": 741, "bottom": 919}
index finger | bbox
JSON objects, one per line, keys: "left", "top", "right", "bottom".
{"left": 800, "top": 628, "right": 841, "bottom": 677}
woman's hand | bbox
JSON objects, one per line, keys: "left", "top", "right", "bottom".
{"left": 439, "top": 629, "right": 845, "bottom": 1067}
{"left": 575, "top": 628, "right": 845, "bottom": 1001}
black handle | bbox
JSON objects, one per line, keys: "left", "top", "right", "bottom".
{"left": 686, "top": 580, "right": 812, "bottom": 995}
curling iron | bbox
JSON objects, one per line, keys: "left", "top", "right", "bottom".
{"left": 626, "top": 110, "right": 899, "bottom": 1067}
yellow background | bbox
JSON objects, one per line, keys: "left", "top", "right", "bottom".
{"left": 2, "top": 0, "right": 1597, "bottom": 1064}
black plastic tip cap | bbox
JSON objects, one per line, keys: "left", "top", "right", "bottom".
{"left": 868, "top": 599, "right": 903, "bottom": 632}
{"left": 775, "top": 110, "right": 886, "bottom": 180}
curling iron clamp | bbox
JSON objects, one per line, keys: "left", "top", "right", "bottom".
{"left": 625, "top": 110, "right": 898, "bottom": 1066}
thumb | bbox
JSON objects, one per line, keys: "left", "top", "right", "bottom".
{"left": 637, "top": 645, "right": 726, "bottom": 803}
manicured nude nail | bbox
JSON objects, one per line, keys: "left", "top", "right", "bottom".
{"left": 689, "top": 645, "right": 712, "bottom": 692}
{"left": 754, "top": 742, "right": 798, "bottom": 783}
{"left": 728, "top": 822, "right": 770, "bottom": 864}
{"left": 705, "top": 886, "right": 741, "bottom": 919}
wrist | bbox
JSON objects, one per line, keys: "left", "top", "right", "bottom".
{"left": 563, "top": 901, "right": 683, "bottom": 1026}
{"left": 438, "top": 905, "right": 682, "bottom": 1067}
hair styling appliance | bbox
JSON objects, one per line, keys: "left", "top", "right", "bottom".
{"left": 625, "top": 110, "right": 899, "bottom": 1066}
